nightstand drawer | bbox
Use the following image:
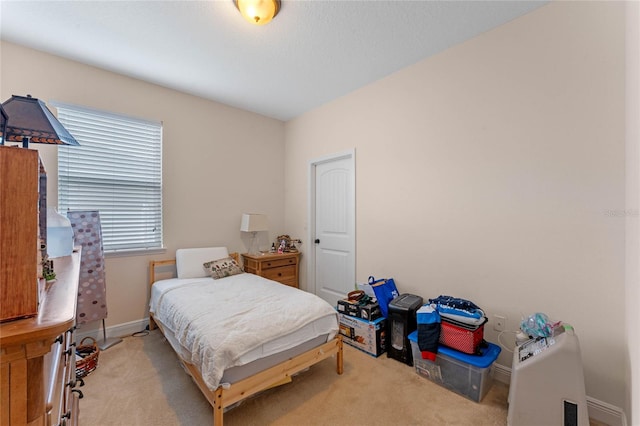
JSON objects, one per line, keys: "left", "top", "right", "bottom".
{"left": 262, "top": 258, "right": 297, "bottom": 269}
{"left": 278, "top": 277, "right": 298, "bottom": 287}
{"left": 262, "top": 265, "right": 296, "bottom": 282}
{"left": 241, "top": 252, "right": 300, "bottom": 288}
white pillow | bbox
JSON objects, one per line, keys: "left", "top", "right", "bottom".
{"left": 176, "top": 247, "right": 229, "bottom": 278}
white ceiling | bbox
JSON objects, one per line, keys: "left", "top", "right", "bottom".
{"left": 0, "top": 0, "right": 547, "bottom": 121}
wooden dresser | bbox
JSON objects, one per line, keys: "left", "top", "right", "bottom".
{"left": 0, "top": 146, "right": 40, "bottom": 322}
{"left": 0, "top": 250, "right": 82, "bottom": 426}
{"left": 242, "top": 252, "right": 300, "bottom": 288}
{"left": 0, "top": 144, "right": 83, "bottom": 425}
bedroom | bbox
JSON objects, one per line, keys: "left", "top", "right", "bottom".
{"left": 0, "top": 0, "right": 638, "bottom": 425}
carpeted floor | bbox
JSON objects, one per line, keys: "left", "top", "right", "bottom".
{"left": 77, "top": 329, "right": 605, "bottom": 426}
{"left": 78, "top": 329, "right": 512, "bottom": 425}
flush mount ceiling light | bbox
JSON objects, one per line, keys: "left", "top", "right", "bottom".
{"left": 235, "top": 0, "right": 280, "bottom": 26}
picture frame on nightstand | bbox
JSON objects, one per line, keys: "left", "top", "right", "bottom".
{"left": 275, "top": 234, "right": 302, "bottom": 253}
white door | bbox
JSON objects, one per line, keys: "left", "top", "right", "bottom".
{"left": 310, "top": 151, "right": 355, "bottom": 306}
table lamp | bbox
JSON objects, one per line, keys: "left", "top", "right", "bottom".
{"left": 240, "top": 213, "right": 268, "bottom": 255}
{"left": 1, "top": 94, "right": 79, "bottom": 148}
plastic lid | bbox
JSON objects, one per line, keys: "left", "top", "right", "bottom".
{"left": 408, "top": 330, "right": 501, "bottom": 368}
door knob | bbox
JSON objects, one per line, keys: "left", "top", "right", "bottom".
{"left": 314, "top": 239, "right": 320, "bottom": 244}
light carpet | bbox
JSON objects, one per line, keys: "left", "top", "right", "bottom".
{"left": 78, "top": 329, "right": 515, "bottom": 425}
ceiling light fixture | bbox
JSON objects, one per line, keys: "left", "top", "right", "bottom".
{"left": 235, "top": 0, "right": 280, "bottom": 26}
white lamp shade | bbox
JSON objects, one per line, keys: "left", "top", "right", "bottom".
{"left": 240, "top": 213, "right": 268, "bottom": 232}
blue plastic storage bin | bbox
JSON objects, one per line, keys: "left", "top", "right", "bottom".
{"left": 408, "top": 330, "right": 501, "bottom": 402}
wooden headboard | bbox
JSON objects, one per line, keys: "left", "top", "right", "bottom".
{"left": 148, "top": 252, "right": 239, "bottom": 288}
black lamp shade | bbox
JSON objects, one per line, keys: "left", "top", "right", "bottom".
{"left": 2, "top": 95, "right": 79, "bottom": 146}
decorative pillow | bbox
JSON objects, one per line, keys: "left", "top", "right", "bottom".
{"left": 203, "top": 257, "right": 244, "bottom": 279}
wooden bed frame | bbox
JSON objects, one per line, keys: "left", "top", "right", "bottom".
{"left": 148, "top": 254, "right": 344, "bottom": 426}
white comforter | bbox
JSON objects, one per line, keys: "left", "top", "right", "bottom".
{"left": 150, "top": 273, "right": 338, "bottom": 391}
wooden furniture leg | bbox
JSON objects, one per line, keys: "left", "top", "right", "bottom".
{"left": 213, "top": 387, "right": 223, "bottom": 426}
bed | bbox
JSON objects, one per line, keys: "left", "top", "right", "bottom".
{"left": 148, "top": 247, "right": 343, "bottom": 425}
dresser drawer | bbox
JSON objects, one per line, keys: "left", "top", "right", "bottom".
{"left": 262, "top": 265, "right": 296, "bottom": 282}
{"left": 261, "top": 257, "right": 297, "bottom": 269}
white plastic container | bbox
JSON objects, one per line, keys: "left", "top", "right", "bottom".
{"left": 46, "top": 207, "right": 74, "bottom": 258}
{"left": 408, "top": 331, "right": 500, "bottom": 402}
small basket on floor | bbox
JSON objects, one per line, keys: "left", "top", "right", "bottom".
{"left": 76, "top": 336, "right": 100, "bottom": 378}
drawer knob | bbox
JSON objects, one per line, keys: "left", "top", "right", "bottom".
{"left": 278, "top": 273, "right": 282, "bottom": 276}
{"left": 266, "top": 262, "right": 272, "bottom": 267}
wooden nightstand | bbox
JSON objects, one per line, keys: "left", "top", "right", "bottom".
{"left": 242, "top": 252, "right": 300, "bottom": 288}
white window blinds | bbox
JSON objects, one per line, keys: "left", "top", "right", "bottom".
{"left": 54, "top": 102, "right": 163, "bottom": 253}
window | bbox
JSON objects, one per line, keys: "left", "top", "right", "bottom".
{"left": 54, "top": 102, "right": 162, "bottom": 254}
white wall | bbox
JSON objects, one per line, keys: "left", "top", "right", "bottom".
{"left": 0, "top": 41, "right": 286, "bottom": 330}
{"left": 285, "top": 1, "right": 629, "bottom": 418}
{"left": 625, "top": 1, "right": 640, "bottom": 424}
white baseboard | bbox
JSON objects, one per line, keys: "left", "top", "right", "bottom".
{"left": 75, "top": 318, "right": 149, "bottom": 342}
{"left": 493, "top": 362, "right": 512, "bottom": 385}
{"left": 586, "top": 397, "right": 628, "bottom": 426}
{"left": 493, "top": 363, "right": 627, "bottom": 426}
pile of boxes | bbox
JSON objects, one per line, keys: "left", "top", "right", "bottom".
{"left": 336, "top": 293, "right": 386, "bottom": 357}
{"left": 337, "top": 288, "right": 501, "bottom": 403}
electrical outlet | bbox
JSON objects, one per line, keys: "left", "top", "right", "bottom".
{"left": 494, "top": 315, "right": 506, "bottom": 332}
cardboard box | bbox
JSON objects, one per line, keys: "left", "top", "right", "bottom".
{"left": 337, "top": 299, "right": 360, "bottom": 317}
{"left": 338, "top": 313, "right": 386, "bottom": 357}
{"left": 337, "top": 299, "right": 382, "bottom": 321}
